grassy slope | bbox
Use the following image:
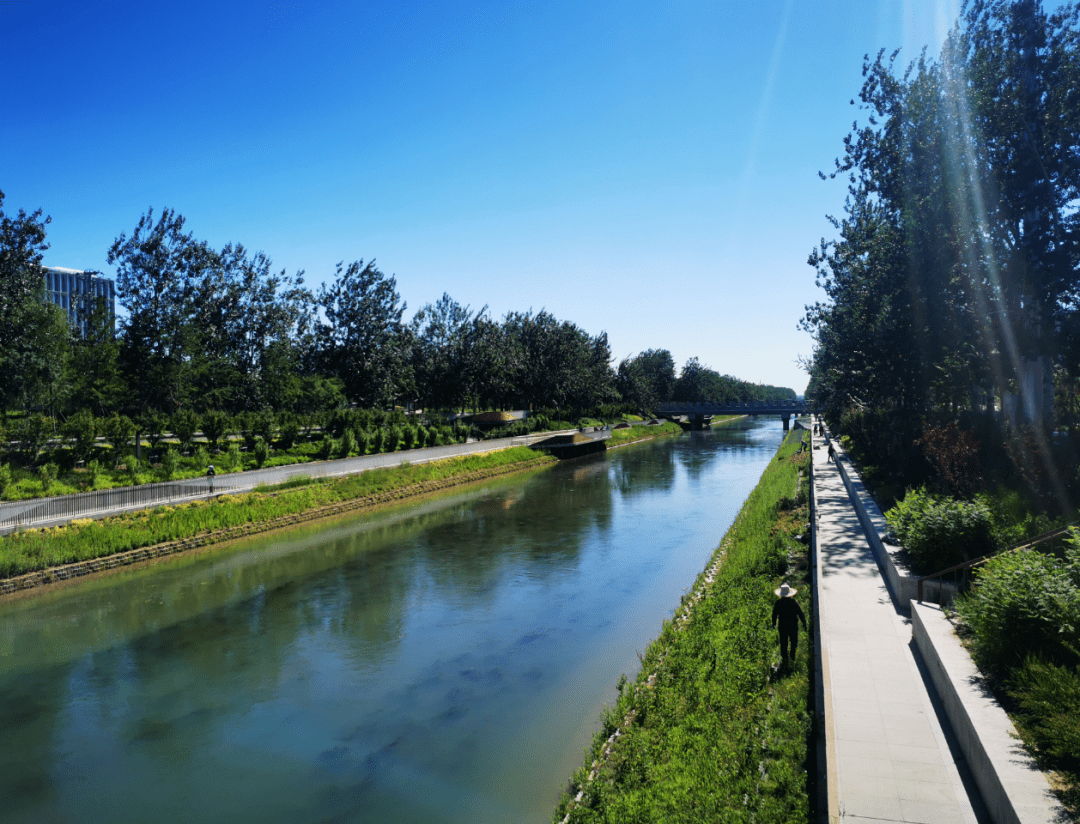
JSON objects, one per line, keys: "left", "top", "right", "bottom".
{"left": 0, "top": 448, "right": 554, "bottom": 580}
{"left": 555, "top": 430, "right": 813, "bottom": 823}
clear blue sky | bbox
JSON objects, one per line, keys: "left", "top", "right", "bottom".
{"left": 2, "top": 0, "right": 964, "bottom": 395}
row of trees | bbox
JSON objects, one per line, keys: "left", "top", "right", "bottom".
{"left": 0, "top": 194, "right": 794, "bottom": 427}
{"left": 803, "top": 0, "right": 1080, "bottom": 435}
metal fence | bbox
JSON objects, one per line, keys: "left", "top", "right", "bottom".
{"left": 0, "top": 430, "right": 578, "bottom": 534}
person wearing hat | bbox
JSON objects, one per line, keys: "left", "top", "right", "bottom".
{"left": 772, "top": 583, "right": 807, "bottom": 669}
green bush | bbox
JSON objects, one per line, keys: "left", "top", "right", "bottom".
{"left": 201, "top": 410, "right": 230, "bottom": 452}
{"left": 40, "top": 462, "right": 58, "bottom": 494}
{"left": 885, "top": 487, "right": 995, "bottom": 572}
{"left": 384, "top": 426, "right": 401, "bottom": 452}
{"left": 87, "top": 459, "right": 101, "bottom": 487}
{"left": 225, "top": 442, "right": 242, "bottom": 472}
{"left": 0, "top": 463, "right": 10, "bottom": 496}
{"left": 354, "top": 429, "right": 371, "bottom": 455}
{"left": 318, "top": 435, "right": 335, "bottom": 461}
{"left": 957, "top": 548, "right": 1080, "bottom": 671}
{"left": 63, "top": 409, "right": 99, "bottom": 464}
{"left": 170, "top": 409, "right": 199, "bottom": 452}
{"left": 193, "top": 446, "right": 209, "bottom": 469}
{"left": 338, "top": 429, "right": 356, "bottom": 459}
{"left": 1008, "top": 656, "right": 1080, "bottom": 771}
{"left": 278, "top": 414, "right": 299, "bottom": 450}
{"left": 371, "top": 428, "right": 386, "bottom": 454}
{"left": 160, "top": 449, "right": 178, "bottom": 481}
{"left": 254, "top": 438, "right": 270, "bottom": 469}
{"left": 401, "top": 425, "right": 416, "bottom": 450}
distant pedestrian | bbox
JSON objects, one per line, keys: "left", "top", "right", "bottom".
{"left": 772, "top": 583, "right": 807, "bottom": 669}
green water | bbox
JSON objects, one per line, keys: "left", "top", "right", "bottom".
{"left": 0, "top": 421, "right": 787, "bottom": 823}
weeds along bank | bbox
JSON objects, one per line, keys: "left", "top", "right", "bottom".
{"left": 0, "top": 448, "right": 556, "bottom": 586}
{"left": 554, "top": 430, "right": 813, "bottom": 823}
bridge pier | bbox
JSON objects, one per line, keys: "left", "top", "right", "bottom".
{"left": 782, "top": 413, "right": 790, "bottom": 431}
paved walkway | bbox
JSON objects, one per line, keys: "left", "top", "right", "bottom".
{"left": 811, "top": 420, "right": 987, "bottom": 824}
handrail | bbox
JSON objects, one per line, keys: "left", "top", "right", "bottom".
{"left": 916, "top": 521, "right": 1077, "bottom": 602}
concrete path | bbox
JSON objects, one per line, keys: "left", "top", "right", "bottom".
{"left": 811, "top": 421, "right": 987, "bottom": 824}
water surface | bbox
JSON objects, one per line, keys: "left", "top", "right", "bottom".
{"left": 0, "top": 420, "right": 786, "bottom": 823}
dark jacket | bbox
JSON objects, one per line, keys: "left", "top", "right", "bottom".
{"left": 772, "top": 598, "right": 807, "bottom": 632}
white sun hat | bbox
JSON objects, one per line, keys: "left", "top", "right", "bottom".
{"left": 775, "top": 583, "right": 797, "bottom": 598}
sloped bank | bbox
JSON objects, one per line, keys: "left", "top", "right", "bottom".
{"left": 554, "top": 429, "right": 814, "bottom": 823}
{"left": 0, "top": 449, "right": 555, "bottom": 596}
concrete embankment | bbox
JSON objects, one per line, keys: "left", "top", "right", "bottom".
{"left": 0, "top": 455, "right": 554, "bottom": 598}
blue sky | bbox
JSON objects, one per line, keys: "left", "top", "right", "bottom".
{"left": 2, "top": 0, "right": 964, "bottom": 394}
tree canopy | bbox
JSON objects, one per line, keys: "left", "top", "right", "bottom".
{"left": 803, "top": 0, "right": 1080, "bottom": 431}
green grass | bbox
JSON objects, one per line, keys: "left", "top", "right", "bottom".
{"left": 606, "top": 422, "right": 683, "bottom": 447}
{"left": 0, "top": 447, "right": 554, "bottom": 580}
{"left": 554, "top": 431, "right": 813, "bottom": 823}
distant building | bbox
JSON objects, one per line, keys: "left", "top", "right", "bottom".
{"left": 42, "top": 267, "right": 116, "bottom": 337}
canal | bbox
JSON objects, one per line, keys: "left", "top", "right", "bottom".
{"left": 0, "top": 420, "right": 787, "bottom": 824}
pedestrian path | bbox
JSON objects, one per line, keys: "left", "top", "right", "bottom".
{"left": 811, "top": 421, "right": 987, "bottom": 824}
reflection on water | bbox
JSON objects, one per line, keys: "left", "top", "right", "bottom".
{"left": 0, "top": 420, "right": 786, "bottom": 824}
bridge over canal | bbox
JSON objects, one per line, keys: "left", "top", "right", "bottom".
{"left": 657, "top": 400, "right": 807, "bottom": 430}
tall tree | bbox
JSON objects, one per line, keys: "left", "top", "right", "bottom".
{"left": 108, "top": 208, "right": 217, "bottom": 413}
{"left": 0, "top": 190, "right": 70, "bottom": 414}
{"left": 317, "top": 260, "right": 409, "bottom": 408}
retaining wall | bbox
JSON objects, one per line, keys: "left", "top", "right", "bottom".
{"left": 911, "top": 601, "right": 1066, "bottom": 824}
{"left": 830, "top": 444, "right": 956, "bottom": 608}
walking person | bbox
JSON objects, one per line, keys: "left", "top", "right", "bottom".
{"left": 772, "top": 583, "right": 807, "bottom": 670}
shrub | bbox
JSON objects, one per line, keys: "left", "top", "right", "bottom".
{"left": 1008, "top": 656, "right": 1080, "bottom": 772}
{"left": 885, "top": 487, "right": 995, "bottom": 572}
{"left": 415, "top": 425, "right": 428, "bottom": 448}
{"left": 201, "top": 410, "right": 230, "bottom": 452}
{"left": 170, "top": 409, "right": 199, "bottom": 452}
{"left": 87, "top": 459, "right": 101, "bottom": 487}
{"left": 193, "top": 445, "right": 209, "bottom": 468}
{"left": 253, "top": 410, "right": 276, "bottom": 444}
{"left": 225, "top": 442, "right": 242, "bottom": 472}
{"left": 384, "top": 426, "right": 401, "bottom": 452}
{"left": 63, "top": 409, "right": 99, "bottom": 464}
{"left": 0, "top": 462, "right": 14, "bottom": 496}
{"left": 354, "top": 429, "right": 371, "bottom": 455}
{"left": 957, "top": 548, "right": 1080, "bottom": 671}
{"left": 916, "top": 421, "right": 983, "bottom": 497}
{"left": 278, "top": 414, "right": 299, "bottom": 450}
{"left": 426, "top": 426, "right": 439, "bottom": 447}
{"left": 371, "top": 428, "right": 386, "bottom": 453}
{"left": 40, "top": 462, "right": 58, "bottom": 493}
{"left": 338, "top": 429, "right": 356, "bottom": 459}
{"left": 401, "top": 425, "right": 416, "bottom": 450}
{"left": 160, "top": 449, "right": 178, "bottom": 481}
{"left": 253, "top": 437, "right": 270, "bottom": 469}
{"left": 318, "top": 435, "right": 336, "bottom": 461}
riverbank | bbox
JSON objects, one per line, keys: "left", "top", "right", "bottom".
{"left": 0, "top": 448, "right": 557, "bottom": 595}
{"left": 0, "top": 422, "right": 688, "bottom": 597}
{"left": 554, "top": 428, "right": 813, "bottom": 822}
